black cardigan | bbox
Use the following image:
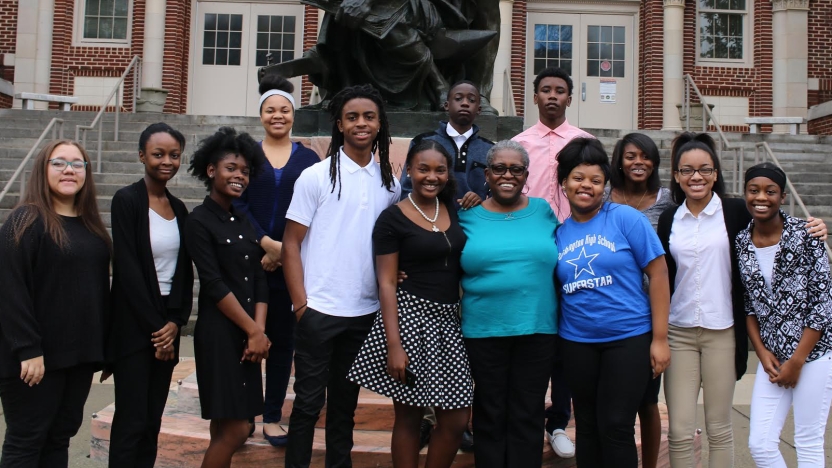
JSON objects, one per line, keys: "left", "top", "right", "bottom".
{"left": 108, "top": 180, "right": 194, "bottom": 361}
{"left": 657, "top": 196, "right": 751, "bottom": 380}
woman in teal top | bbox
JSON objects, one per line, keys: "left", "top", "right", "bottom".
{"left": 458, "top": 140, "right": 559, "bottom": 468}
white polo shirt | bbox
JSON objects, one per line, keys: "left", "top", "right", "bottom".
{"left": 286, "top": 148, "right": 401, "bottom": 317}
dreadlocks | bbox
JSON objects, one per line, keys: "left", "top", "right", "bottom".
{"left": 326, "top": 84, "right": 395, "bottom": 199}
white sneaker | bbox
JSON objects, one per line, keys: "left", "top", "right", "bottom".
{"left": 546, "top": 429, "right": 575, "bottom": 458}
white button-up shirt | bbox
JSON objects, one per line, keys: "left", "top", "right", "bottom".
{"left": 668, "top": 193, "right": 734, "bottom": 329}
{"left": 446, "top": 123, "right": 473, "bottom": 151}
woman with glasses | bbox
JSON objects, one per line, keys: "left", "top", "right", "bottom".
{"left": 0, "top": 140, "right": 111, "bottom": 467}
{"left": 554, "top": 137, "right": 670, "bottom": 468}
{"left": 657, "top": 133, "right": 827, "bottom": 467}
{"left": 458, "top": 140, "right": 559, "bottom": 468}
{"left": 107, "top": 123, "right": 194, "bottom": 468}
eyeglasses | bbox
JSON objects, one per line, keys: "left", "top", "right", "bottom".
{"left": 675, "top": 167, "right": 715, "bottom": 177}
{"left": 48, "top": 158, "right": 87, "bottom": 172}
{"left": 489, "top": 164, "right": 527, "bottom": 176}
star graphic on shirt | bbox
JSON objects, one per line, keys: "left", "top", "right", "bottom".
{"left": 565, "top": 247, "right": 599, "bottom": 279}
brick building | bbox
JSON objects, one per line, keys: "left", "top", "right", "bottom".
{"left": 0, "top": 0, "right": 830, "bottom": 132}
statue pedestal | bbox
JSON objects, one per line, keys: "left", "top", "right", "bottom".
{"left": 292, "top": 109, "right": 524, "bottom": 142}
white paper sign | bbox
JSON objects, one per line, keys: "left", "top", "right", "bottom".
{"left": 600, "top": 79, "right": 616, "bottom": 103}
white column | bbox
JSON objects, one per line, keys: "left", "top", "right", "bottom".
{"left": 771, "top": 0, "right": 809, "bottom": 133}
{"left": 14, "top": 0, "right": 53, "bottom": 109}
{"left": 662, "top": 0, "right": 684, "bottom": 130}
{"left": 490, "top": 0, "right": 514, "bottom": 115}
{"left": 142, "top": 0, "right": 166, "bottom": 89}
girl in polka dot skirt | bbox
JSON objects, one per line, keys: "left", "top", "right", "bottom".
{"left": 348, "top": 140, "right": 477, "bottom": 468}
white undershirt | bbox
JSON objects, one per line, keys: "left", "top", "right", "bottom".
{"left": 149, "top": 209, "right": 180, "bottom": 296}
{"left": 752, "top": 243, "right": 779, "bottom": 292}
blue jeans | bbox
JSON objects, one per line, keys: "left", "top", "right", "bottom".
{"left": 263, "top": 288, "right": 295, "bottom": 424}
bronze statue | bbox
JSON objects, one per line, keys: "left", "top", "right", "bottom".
{"left": 259, "top": 0, "right": 499, "bottom": 112}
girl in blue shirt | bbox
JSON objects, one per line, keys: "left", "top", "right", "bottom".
{"left": 554, "top": 138, "right": 670, "bottom": 468}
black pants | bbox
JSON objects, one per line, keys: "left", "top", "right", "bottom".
{"left": 561, "top": 332, "right": 652, "bottom": 468}
{"left": 544, "top": 335, "right": 572, "bottom": 432}
{"left": 465, "top": 333, "right": 556, "bottom": 468}
{"left": 285, "top": 308, "right": 375, "bottom": 468}
{"left": 263, "top": 288, "right": 295, "bottom": 424}
{"left": 0, "top": 364, "right": 95, "bottom": 468}
{"left": 108, "top": 348, "right": 177, "bottom": 468}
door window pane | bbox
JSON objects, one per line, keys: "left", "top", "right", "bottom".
{"left": 587, "top": 25, "right": 625, "bottom": 78}
{"left": 202, "top": 14, "right": 244, "bottom": 66}
{"left": 256, "top": 15, "right": 298, "bottom": 67}
{"left": 532, "top": 23, "right": 573, "bottom": 76}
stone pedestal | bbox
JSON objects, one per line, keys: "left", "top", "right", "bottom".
{"left": 136, "top": 87, "right": 169, "bottom": 113}
{"left": 676, "top": 103, "right": 715, "bottom": 131}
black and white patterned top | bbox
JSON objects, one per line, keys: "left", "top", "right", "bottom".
{"left": 737, "top": 211, "right": 832, "bottom": 363}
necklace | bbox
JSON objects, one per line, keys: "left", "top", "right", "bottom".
{"left": 408, "top": 193, "right": 440, "bottom": 232}
{"left": 622, "top": 188, "right": 649, "bottom": 211}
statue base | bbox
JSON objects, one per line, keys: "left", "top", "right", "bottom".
{"left": 292, "top": 109, "right": 524, "bottom": 142}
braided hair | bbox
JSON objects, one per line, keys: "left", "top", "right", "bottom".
{"left": 326, "top": 84, "right": 395, "bottom": 199}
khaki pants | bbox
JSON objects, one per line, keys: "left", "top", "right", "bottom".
{"left": 664, "top": 325, "right": 736, "bottom": 468}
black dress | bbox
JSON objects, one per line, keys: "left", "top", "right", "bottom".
{"left": 185, "top": 197, "right": 269, "bottom": 420}
{"left": 348, "top": 205, "right": 474, "bottom": 409}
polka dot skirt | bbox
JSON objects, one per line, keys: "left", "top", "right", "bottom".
{"left": 348, "top": 288, "right": 474, "bottom": 409}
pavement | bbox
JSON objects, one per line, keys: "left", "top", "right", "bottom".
{"left": 0, "top": 337, "right": 828, "bottom": 467}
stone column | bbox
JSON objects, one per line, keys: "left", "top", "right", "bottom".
{"left": 771, "top": 0, "right": 809, "bottom": 133}
{"left": 137, "top": 0, "right": 168, "bottom": 112}
{"left": 662, "top": 0, "right": 684, "bottom": 130}
{"left": 490, "top": 0, "right": 514, "bottom": 115}
{"left": 14, "top": 0, "right": 54, "bottom": 109}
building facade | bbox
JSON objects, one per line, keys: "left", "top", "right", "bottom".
{"left": 0, "top": 0, "right": 830, "bottom": 132}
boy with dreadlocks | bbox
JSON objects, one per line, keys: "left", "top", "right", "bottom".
{"left": 282, "top": 84, "right": 400, "bottom": 468}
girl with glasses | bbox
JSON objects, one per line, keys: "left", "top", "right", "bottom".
{"left": 106, "top": 123, "right": 194, "bottom": 468}
{"left": 0, "top": 140, "right": 111, "bottom": 467}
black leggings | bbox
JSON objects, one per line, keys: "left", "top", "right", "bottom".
{"left": 561, "top": 332, "right": 652, "bottom": 468}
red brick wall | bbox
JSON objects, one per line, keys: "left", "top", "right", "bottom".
{"left": 301, "top": 5, "right": 318, "bottom": 106}
{"left": 510, "top": 0, "right": 526, "bottom": 117}
{"left": 808, "top": 114, "right": 832, "bottom": 135}
{"left": 808, "top": 0, "right": 832, "bottom": 109}
{"left": 161, "top": 0, "right": 191, "bottom": 113}
{"left": 0, "top": 92, "right": 11, "bottom": 108}
{"left": 0, "top": 0, "right": 17, "bottom": 86}
{"left": 637, "top": 0, "right": 664, "bottom": 129}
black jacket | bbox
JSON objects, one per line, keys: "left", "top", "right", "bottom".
{"left": 108, "top": 180, "right": 194, "bottom": 361}
{"left": 657, "top": 196, "right": 751, "bottom": 380}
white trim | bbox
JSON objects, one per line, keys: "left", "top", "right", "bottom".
{"left": 0, "top": 78, "right": 14, "bottom": 96}
{"left": 525, "top": 0, "right": 639, "bottom": 14}
{"left": 695, "top": 1, "right": 753, "bottom": 68}
{"left": 72, "top": 0, "right": 133, "bottom": 47}
{"left": 808, "top": 101, "right": 832, "bottom": 121}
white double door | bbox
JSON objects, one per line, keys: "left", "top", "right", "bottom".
{"left": 524, "top": 12, "right": 635, "bottom": 130}
{"left": 190, "top": 1, "right": 304, "bottom": 116}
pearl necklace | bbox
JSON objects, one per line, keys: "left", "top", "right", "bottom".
{"left": 408, "top": 193, "right": 440, "bottom": 232}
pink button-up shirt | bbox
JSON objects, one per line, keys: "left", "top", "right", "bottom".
{"left": 512, "top": 120, "right": 593, "bottom": 222}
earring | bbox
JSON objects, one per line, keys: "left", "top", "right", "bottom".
{"left": 522, "top": 184, "right": 530, "bottom": 195}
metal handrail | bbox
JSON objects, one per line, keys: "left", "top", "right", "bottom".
{"left": 502, "top": 68, "right": 516, "bottom": 117}
{"left": 0, "top": 118, "right": 64, "bottom": 206}
{"left": 75, "top": 55, "right": 142, "bottom": 173}
{"left": 683, "top": 74, "right": 745, "bottom": 195}
{"left": 752, "top": 142, "right": 832, "bottom": 260}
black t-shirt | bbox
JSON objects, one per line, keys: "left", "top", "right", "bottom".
{"left": 372, "top": 204, "right": 466, "bottom": 304}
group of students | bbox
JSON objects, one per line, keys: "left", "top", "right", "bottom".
{"left": 0, "top": 65, "right": 829, "bottom": 468}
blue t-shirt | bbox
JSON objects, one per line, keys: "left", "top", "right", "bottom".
{"left": 459, "top": 197, "right": 559, "bottom": 338}
{"left": 555, "top": 203, "right": 664, "bottom": 343}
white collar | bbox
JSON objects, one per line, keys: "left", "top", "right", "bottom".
{"left": 339, "top": 147, "right": 377, "bottom": 175}
{"left": 675, "top": 192, "right": 723, "bottom": 220}
{"left": 446, "top": 123, "right": 473, "bottom": 141}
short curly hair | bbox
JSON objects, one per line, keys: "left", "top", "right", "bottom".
{"left": 188, "top": 127, "right": 266, "bottom": 189}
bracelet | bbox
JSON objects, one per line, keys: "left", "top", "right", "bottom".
{"left": 293, "top": 302, "right": 307, "bottom": 313}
